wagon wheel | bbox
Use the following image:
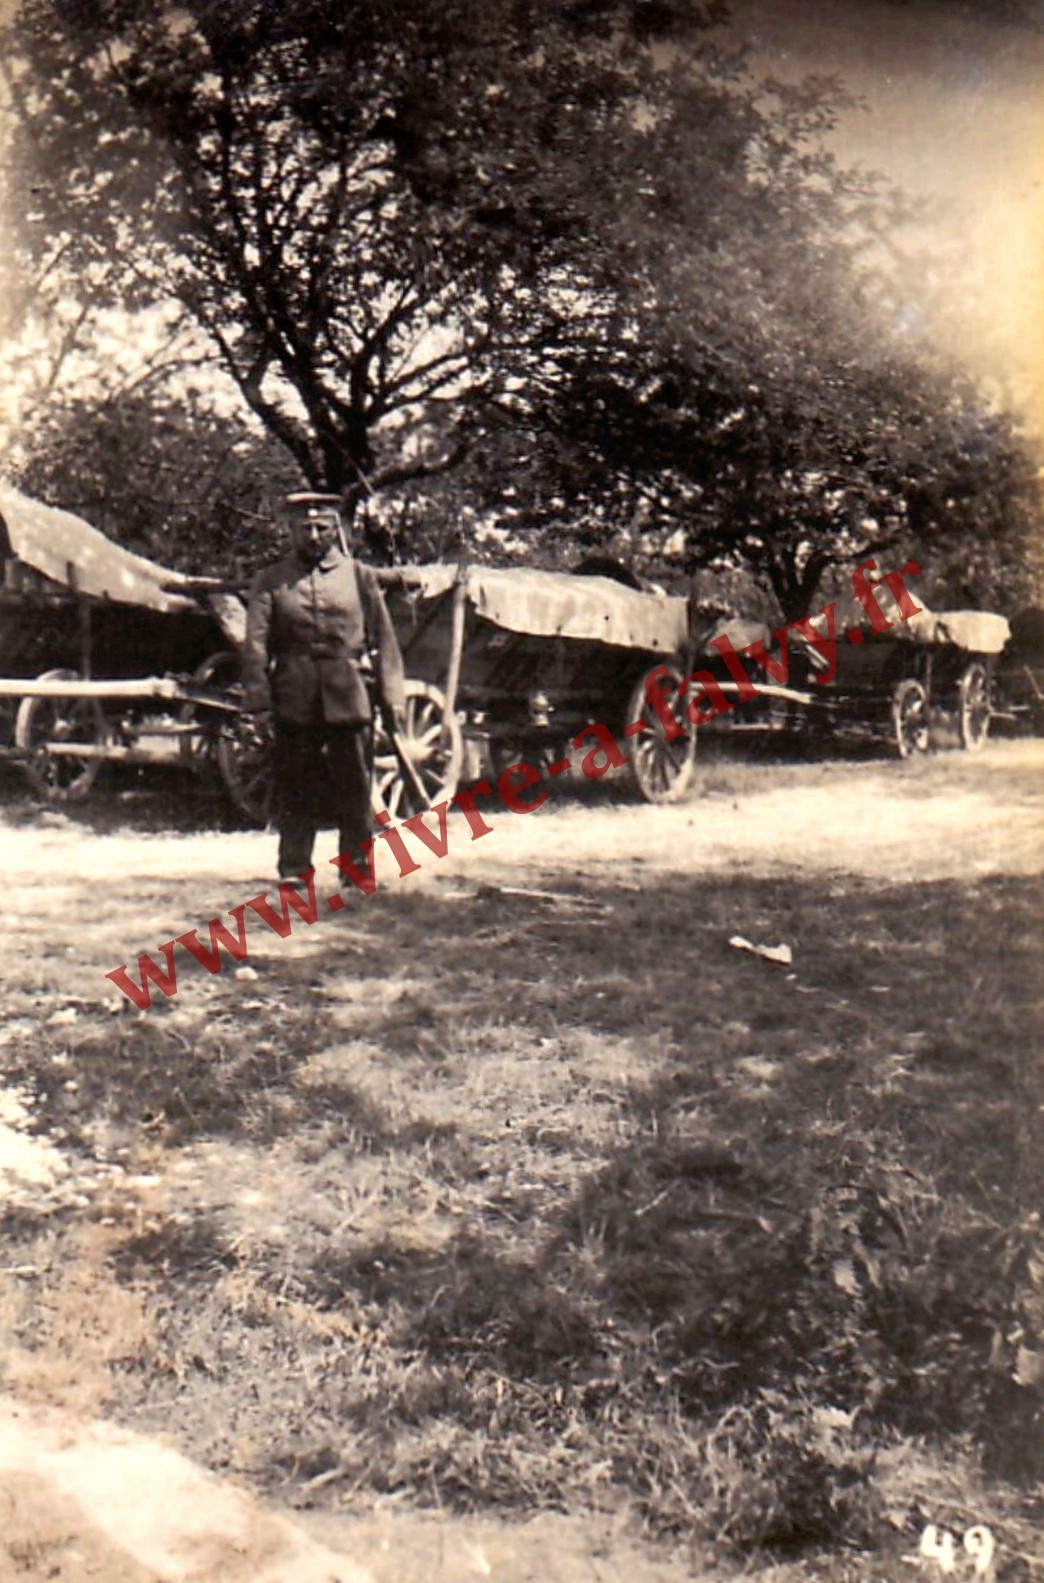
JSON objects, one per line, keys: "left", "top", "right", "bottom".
{"left": 215, "top": 709, "right": 275, "bottom": 825}
{"left": 373, "top": 680, "right": 463, "bottom": 821}
{"left": 891, "top": 678, "right": 930, "bottom": 759}
{"left": 625, "top": 664, "right": 697, "bottom": 804}
{"left": 178, "top": 650, "right": 241, "bottom": 773}
{"left": 958, "top": 661, "right": 991, "bottom": 752}
{"left": 14, "top": 668, "right": 108, "bottom": 803}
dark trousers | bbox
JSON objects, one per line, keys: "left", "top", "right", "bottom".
{"left": 273, "top": 719, "right": 373, "bottom": 877}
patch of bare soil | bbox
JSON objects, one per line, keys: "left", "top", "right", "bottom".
{"left": 0, "top": 1387, "right": 708, "bottom": 1583}
{"left": 0, "top": 1394, "right": 372, "bottom": 1582}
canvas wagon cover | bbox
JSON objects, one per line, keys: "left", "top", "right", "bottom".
{"left": 903, "top": 609, "right": 1010, "bottom": 654}
{"left": 0, "top": 482, "right": 202, "bottom": 615}
{"left": 394, "top": 563, "right": 688, "bottom": 654}
{"left": 807, "top": 587, "right": 1010, "bottom": 655}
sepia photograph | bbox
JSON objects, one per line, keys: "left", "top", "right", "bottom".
{"left": 0, "top": 2, "right": 1041, "bottom": 1579}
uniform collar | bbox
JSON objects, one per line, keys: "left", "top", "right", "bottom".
{"left": 317, "top": 543, "right": 348, "bottom": 573}
{"left": 295, "top": 543, "right": 349, "bottom": 574}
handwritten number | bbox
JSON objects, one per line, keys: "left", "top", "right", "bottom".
{"left": 917, "top": 1523, "right": 995, "bottom": 1577}
{"left": 963, "top": 1526, "right": 995, "bottom": 1577}
{"left": 920, "top": 1525, "right": 957, "bottom": 1574}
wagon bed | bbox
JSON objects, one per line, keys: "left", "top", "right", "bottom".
{"left": 377, "top": 561, "right": 695, "bottom": 809}
{"left": 693, "top": 587, "right": 1010, "bottom": 757}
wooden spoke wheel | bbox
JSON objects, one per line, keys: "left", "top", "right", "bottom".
{"left": 14, "top": 669, "right": 108, "bottom": 803}
{"left": 891, "top": 677, "right": 930, "bottom": 759}
{"left": 215, "top": 709, "right": 275, "bottom": 825}
{"left": 958, "top": 661, "right": 991, "bottom": 752}
{"left": 373, "top": 680, "right": 463, "bottom": 822}
{"left": 179, "top": 651, "right": 242, "bottom": 773}
{"left": 625, "top": 663, "right": 697, "bottom": 804}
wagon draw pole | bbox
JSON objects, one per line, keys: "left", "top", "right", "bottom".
{"left": 441, "top": 558, "right": 468, "bottom": 742}
{"left": 67, "top": 561, "right": 92, "bottom": 680}
{"left": 716, "top": 679, "right": 818, "bottom": 708}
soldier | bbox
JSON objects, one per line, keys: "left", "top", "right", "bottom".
{"left": 243, "top": 491, "right": 406, "bottom": 882}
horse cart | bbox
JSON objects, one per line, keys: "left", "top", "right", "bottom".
{"left": 0, "top": 488, "right": 695, "bottom": 819}
{"left": 992, "top": 607, "right": 1044, "bottom": 736}
{"left": 0, "top": 484, "right": 270, "bottom": 811}
{"left": 169, "top": 560, "right": 696, "bottom": 823}
{"left": 691, "top": 584, "right": 1010, "bottom": 758}
{"left": 372, "top": 561, "right": 696, "bottom": 814}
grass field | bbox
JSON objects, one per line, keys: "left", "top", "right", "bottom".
{"left": 0, "top": 740, "right": 1040, "bottom": 1577}
{"left": 2, "top": 754, "right": 1042, "bottom": 1581}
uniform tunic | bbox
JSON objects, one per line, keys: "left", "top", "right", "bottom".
{"left": 242, "top": 548, "right": 404, "bottom": 724}
{"left": 242, "top": 546, "right": 406, "bottom": 875}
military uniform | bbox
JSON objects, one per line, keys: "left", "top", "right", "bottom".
{"left": 243, "top": 497, "right": 405, "bottom": 878}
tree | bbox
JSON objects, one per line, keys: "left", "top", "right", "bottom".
{"left": 520, "top": 330, "right": 1044, "bottom": 619}
{"left": 13, "top": 388, "right": 300, "bottom": 579}
{"left": 2, "top": 0, "right": 712, "bottom": 507}
{"left": 476, "top": 65, "right": 1044, "bottom": 617}
{"left": 2, "top": 0, "right": 1038, "bottom": 615}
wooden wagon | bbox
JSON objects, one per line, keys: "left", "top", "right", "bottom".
{"left": 992, "top": 606, "right": 1044, "bottom": 736}
{"left": 175, "top": 560, "right": 698, "bottom": 824}
{"left": 0, "top": 489, "right": 695, "bottom": 819}
{"left": 369, "top": 561, "right": 697, "bottom": 816}
{"left": 691, "top": 584, "right": 1010, "bottom": 758}
{"left": 0, "top": 484, "right": 270, "bottom": 810}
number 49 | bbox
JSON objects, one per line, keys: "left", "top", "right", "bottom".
{"left": 919, "top": 1524, "right": 995, "bottom": 1576}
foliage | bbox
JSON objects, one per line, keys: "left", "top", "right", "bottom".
{"left": 895, "top": 406, "right": 1044, "bottom": 617}
{"left": 2, "top": 0, "right": 702, "bottom": 498}
{"left": 1, "top": 0, "right": 1040, "bottom": 614}
{"left": 12, "top": 388, "right": 299, "bottom": 579}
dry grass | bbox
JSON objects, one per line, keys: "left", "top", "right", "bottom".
{"left": 0, "top": 804, "right": 1042, "bottom": 1575}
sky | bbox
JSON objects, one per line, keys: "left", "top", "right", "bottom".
{"left": 723, "top": 0, "right": 1044, "bottom": 426}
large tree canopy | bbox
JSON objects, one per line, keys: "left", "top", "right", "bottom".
{"left": 2, "top": 0, "right": 1039, "bottom": 614}
{"left": 5, "top": 0, "right": 704, "bottom": 496}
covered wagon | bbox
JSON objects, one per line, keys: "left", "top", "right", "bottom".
{"left": 691, "top": 579, "right": 1010, "bottom": 757}
{"left": 373, "top": 560, "right": 696, "bottom": 814}
{"left": 0, "top": 483, "right": 252, "bottom": 807}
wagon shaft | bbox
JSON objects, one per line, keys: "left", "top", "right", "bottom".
{"left": 0, "top": 675, "right": 237, "bottom": 707}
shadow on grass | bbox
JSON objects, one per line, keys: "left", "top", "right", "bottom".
{"left": 0, "top": 1013, "right": 468, "bottom": 1157}
{"left": 112, "top": 1212, "right": 239, "bottom": 1285}
{"left": 6, "top": 867, "right": 1042, "bottom": 1539}
{"left": 291, "top": 871, "right": 1040, "bottom": 1490}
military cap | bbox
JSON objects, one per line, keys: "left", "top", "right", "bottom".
{"left": 284, "top": 491, "right": 344, "bottom": 519}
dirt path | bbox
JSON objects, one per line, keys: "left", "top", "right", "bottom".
{"left": 0, "top": 741, "right": 1040, "bottom": 1583}
{"left": 0, "top": 1389, "right": 695, "bottom": 1583}
{"left": 3, "top": 742, "right": 1041, "bottom": 987}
